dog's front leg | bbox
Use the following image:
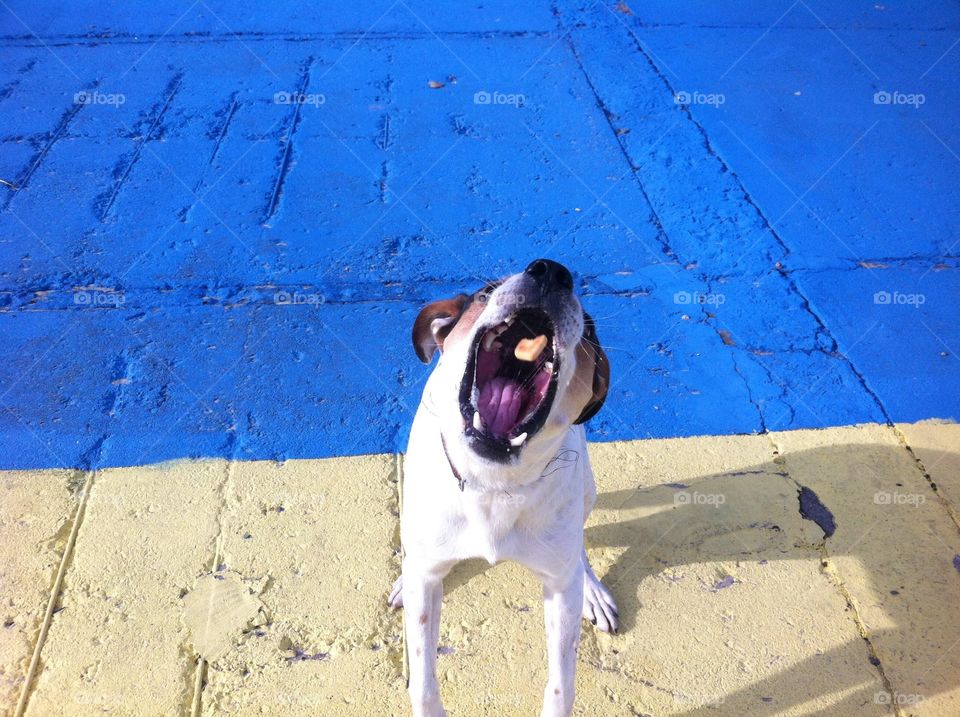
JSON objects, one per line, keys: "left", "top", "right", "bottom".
{"left": 403, "top": 567, "right": 446, "bottom": 717}
{"left": 540, "top": 565, "right": 585, "bottom": 717}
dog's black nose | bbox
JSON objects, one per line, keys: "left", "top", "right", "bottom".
{"left": 524, "top": 259, "right": 573, "bottom": 292}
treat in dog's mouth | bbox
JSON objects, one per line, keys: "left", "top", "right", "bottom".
{"left": 459, "top": 308, "right": 559, "bottom": 457}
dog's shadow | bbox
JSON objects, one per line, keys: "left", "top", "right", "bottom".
{"left": 442, "top": 441, "right": 960, "bottom": 715}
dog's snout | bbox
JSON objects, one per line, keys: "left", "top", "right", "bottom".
{"left": 524, "top": 259, "right": 573, "bottom": 293}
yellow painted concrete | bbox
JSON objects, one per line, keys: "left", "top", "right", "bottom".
{"left": 773, "top": 425, "right": 960, "bottom": 716}
{"left": 197, "top": 456, "right": 404, "bottom": 716}
{"left": 897, "top": 420, "right": 960, "bottom": 520}
{"left": 1, "top": 422, "right": 957, "bottom": 716}
{"left": 0, "top": 470, "right": 76, "bottom": 714}
{"left": 21, "top": 462, "right": 225, "bottom": 717}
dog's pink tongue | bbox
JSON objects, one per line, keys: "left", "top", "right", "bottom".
{"left": 478, "top": 376, "right": 523, "bottom": 438}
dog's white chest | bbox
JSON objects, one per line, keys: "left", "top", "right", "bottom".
{"left": 459, "top": 492, "right": 532, "bottom": 565}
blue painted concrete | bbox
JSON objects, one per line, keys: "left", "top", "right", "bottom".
{"left": 0, "top": 1, "right": 957, "bottom": 469}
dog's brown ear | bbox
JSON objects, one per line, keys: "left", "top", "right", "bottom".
{"left": 573, "top": 312, "right": 610, "bottom": 424}
{"left": 412, "top": 294, "right": 470, "bottom": 364}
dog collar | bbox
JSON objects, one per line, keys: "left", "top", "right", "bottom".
{"left": 440, "top": 434, "right": 466, "bottom": 491}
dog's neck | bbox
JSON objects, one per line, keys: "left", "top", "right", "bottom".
{"left": 438, "top": 420, "right": 572, "bottom": 493}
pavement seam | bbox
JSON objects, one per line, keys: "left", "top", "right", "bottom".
{"left": 590, "top": 7, "right": 899, "bottom": 427}
{"left": 766, "top": 434, "right": 903, "bottom": 716}
{"left": 555, "top": 6, "right": 677, "bottom": 265}
{"left": 890, "top": 425, "right": 960, "bottom": 535}
{"left": 186, "top": 457, "right": 237, "bottom": 717}
{"left": 12, "top": 469, "right": 95, "bottom": 717}
{"left": 395, "top": 451, "right": 409, "bottom": 688}
{"left": 0, "top": 30, "right": 560, "bottom": 48}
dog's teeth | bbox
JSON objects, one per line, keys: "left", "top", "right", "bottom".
{"left": 473, "top": 411, "right": 483, "bottom": 431}
{"left": 544, "top": 361, "right": 554, "bottom": 373}
{"left": 509, "top": 432, "right": 527, "bottom": 447}
{"left": 482, "top": 331, "right": 497, "bottom": 352}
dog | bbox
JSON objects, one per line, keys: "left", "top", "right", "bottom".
{"left": 389, "top": 259, "right": 618, "bottom": 717}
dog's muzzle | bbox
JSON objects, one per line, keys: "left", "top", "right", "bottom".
{"left": 457, "top": 260, "right": 573, "bottom": 462}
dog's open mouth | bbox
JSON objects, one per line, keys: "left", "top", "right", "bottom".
{"left": 459, "top": 308, "right": 559, "bottom": 458}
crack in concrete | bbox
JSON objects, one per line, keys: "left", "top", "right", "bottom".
{"left": 97, "top": 72, "right": 184, "bottom": 222}
{"left": 262, "top": 56, "right": 314, "bottom": 225}
{"left": 4, "top": 88, "right": 92, "bottom": 210}
{"left": 582, "top": 11, "right": 898, "bottom": 429}
{"left": 12, "top": 470, "right": 96, "bottom": 717}
{"left": 891, "top": 425, "right": 960, "bottom": 536}
{"left": 179, "top": 91, "right": 242, "bottom": 224}
{"left": 0, "top": 29, "right": 559, "bottom": 50}
{"left": 766, "top": 434, "right": 904, "bottom": 716}
{"left": 555, "top": 4, "right": 678, "bottom": 265}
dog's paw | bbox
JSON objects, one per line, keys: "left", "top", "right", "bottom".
{"left": 388, "top": 574, "right": 403, "bottom": 609}
{"left": 582, "top": 571, "right": 619, "bottom": 633}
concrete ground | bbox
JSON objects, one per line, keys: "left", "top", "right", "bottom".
{"left": 2, "top": 0, "right": 960, "bottom": 715}
{"left": 3, "top": 421, "right": 960, "bottom": 716}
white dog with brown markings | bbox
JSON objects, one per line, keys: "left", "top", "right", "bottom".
{"left": 389, "top": 259, "right": 618, "bottom": 717}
